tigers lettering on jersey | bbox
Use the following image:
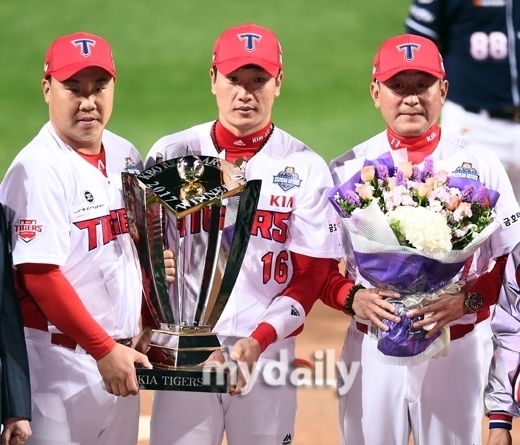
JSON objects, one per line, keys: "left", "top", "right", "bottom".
{"left": 14, "top": 219, "right": 44, "bottom": 244}
{"left": 252, "top": 210, "right": 290, "bottom": 243}
{"left": 74, "top": 208, "right": 129, "bottom": 250}
{"left": 177, "top": 207, "right": 291, "bottom": 245}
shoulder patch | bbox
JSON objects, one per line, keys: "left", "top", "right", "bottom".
{"left": 14, "top": 219, "right": 44, "bottom": 244}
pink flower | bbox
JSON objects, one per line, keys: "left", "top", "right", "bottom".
{"left": 356, "top": 183, "right": 373, "bottom": 200}
{"left": 360, "top": 165, "right": 375, "bottom": 182}
{"left": 453, "top": 202, "right": 473, "bottom": 222}
{"left": 456, "top": 202, "right": 472, "bottom": 214}
{"left": 480, "top": 196, "right": 491, "bottom": 208}
{"left": 446, "top": 195, "right": 462, "bottom": 211}
{"left": 398, "top": 161, "right": 413, "bottom": 178}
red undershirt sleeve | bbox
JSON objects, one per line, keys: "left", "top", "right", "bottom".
{"left": 282, "top": 252, "right": 339, "bottom": 315}
{"left": 319, "top": 259, "right": 355, "bottom": 312}
{"left": 17, "top": 263, "right": 116, "bottom": 360}
{"left": 250, "top": 253, "right": 344, "bottom": 351}
{"left": 250, "top": 323, "right": 277, "bottom": 353}
{"left": 466, "top": 254, "right": 508, "bottom": 322}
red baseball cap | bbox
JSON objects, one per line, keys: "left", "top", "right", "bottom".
{"left": 212, "top": 23, "right": 282, "bottom": 77}
{"left": 43, "top": 32, "right": 116, "bottom": 81}
{"left": 372, "top": 34, "right": 445, "bottom": 82}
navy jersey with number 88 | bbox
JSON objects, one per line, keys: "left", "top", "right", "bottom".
{"left": 406, "top": 0, "right": 520, "bottom": 111}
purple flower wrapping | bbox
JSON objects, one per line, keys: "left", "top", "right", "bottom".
{"left": 448, "top": 176, "right": 499, "bottom": 207}
{"left": 377, "top": 299, "right": 441, "bottom": 357}
{"left": 353, "top": 251, "right": 465, "bottom": 358}
{"left": 353, "top": 251, "right": 466, "bottom": 293}
{"left": 328, "top": 151, "right": 501, "bottom": 360}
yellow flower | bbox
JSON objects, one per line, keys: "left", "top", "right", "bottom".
{"left": 416, "top": 183, "right": 431, "bottom": 198}
{"left": 360, "top": 165, "right": 375, "bottom": 182}
{"left": 398, "top": 161, "right": 413, "bottom": 178}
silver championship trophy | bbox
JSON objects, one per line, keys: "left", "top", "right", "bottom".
{"left": 123, "top": 155, "right": 261, "bottom": 392}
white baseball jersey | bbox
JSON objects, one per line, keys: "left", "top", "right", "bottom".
{"left": 145, "top": 121, "right": 341, "bottom": 445}
{"left": 146, "top": 121, "right": 342, "bottom": 341}
{"left": 0, "top": 121, "right": 144, "bottom": 445}
{"left": 329, "top": 128, "right": 520, "bottom": 445}
{"left": 485, "top": 248, "right": 520, "bottom": 422}
{"left": 0, "top": 122, "right": 143, "bottom": 339}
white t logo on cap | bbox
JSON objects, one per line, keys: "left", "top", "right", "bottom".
{"left": 71, "top": 39, "right": 97, "bottom": 57}
{"left": 396, "top": 43, "right": 421, "bottom": 61}
{"left": 237, "top": 33, "right": 262, "bottom": 52}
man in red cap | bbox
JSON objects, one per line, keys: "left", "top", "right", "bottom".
{"left": 141, "top": 23, "right": 342, "bottom": 445}
{"left": 0, "top": 32, "right": 175, "bottom": 444}
{"left": 321, "top": 34, "right": 520, "bottom": 444}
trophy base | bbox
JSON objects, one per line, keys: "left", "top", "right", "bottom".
{"left": 149, "top": 327, "right": 222, "bottom": 367}
{"left": 137, "top": 365, "right": 228, "bottom": 392}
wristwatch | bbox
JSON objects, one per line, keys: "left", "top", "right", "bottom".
{"left": 464, "top": 292, "right": 484, "bottom": 314}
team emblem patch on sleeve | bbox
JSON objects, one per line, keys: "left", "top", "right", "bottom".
{"left": 273, "top": 167, "right": 302, "bottom": 191}
{"left": 14, "top": 219, "right": 44, "bottom": 243}
{"left": 451, "top": 162, "right": 480, "bottom": 181}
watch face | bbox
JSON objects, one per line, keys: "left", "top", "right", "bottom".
{"left": 466, "top": 292, "right": 484, "bottom": 313}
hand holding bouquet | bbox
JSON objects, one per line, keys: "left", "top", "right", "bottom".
{"left": 329, "top": 152, "right": 500, "bottom": 364}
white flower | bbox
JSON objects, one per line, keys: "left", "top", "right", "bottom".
{"left": 388, "top": 206, "right": 452, "bottom": 253}
{"left": 383, "top": 185, "right": 416, "bottom": 212}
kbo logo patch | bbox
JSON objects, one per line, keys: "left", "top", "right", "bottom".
{"left": 14, "top": 219, "right": 44, "bottom": 244}
{"left": 273, "top": 167, "right": 302, "bottom": 191}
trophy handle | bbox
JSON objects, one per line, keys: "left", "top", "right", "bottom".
{"left": 206, "top": 179, "right": 262, "bottom": 327}
{"left": 193, "top": 205, "right": 221, "bottom": 326}
{"left": 122, "top": 173, "right": 175, "bottom": 326}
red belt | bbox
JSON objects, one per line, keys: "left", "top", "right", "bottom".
{"left": 51, "top": 333, "right": 133, "bottom": 351}
{"left": 355, "top": 321, "right": 474, "bottom": 340}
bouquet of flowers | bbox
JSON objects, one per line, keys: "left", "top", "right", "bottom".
{"left": 329, "top": 152, "right": 500, "bottom": 365}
